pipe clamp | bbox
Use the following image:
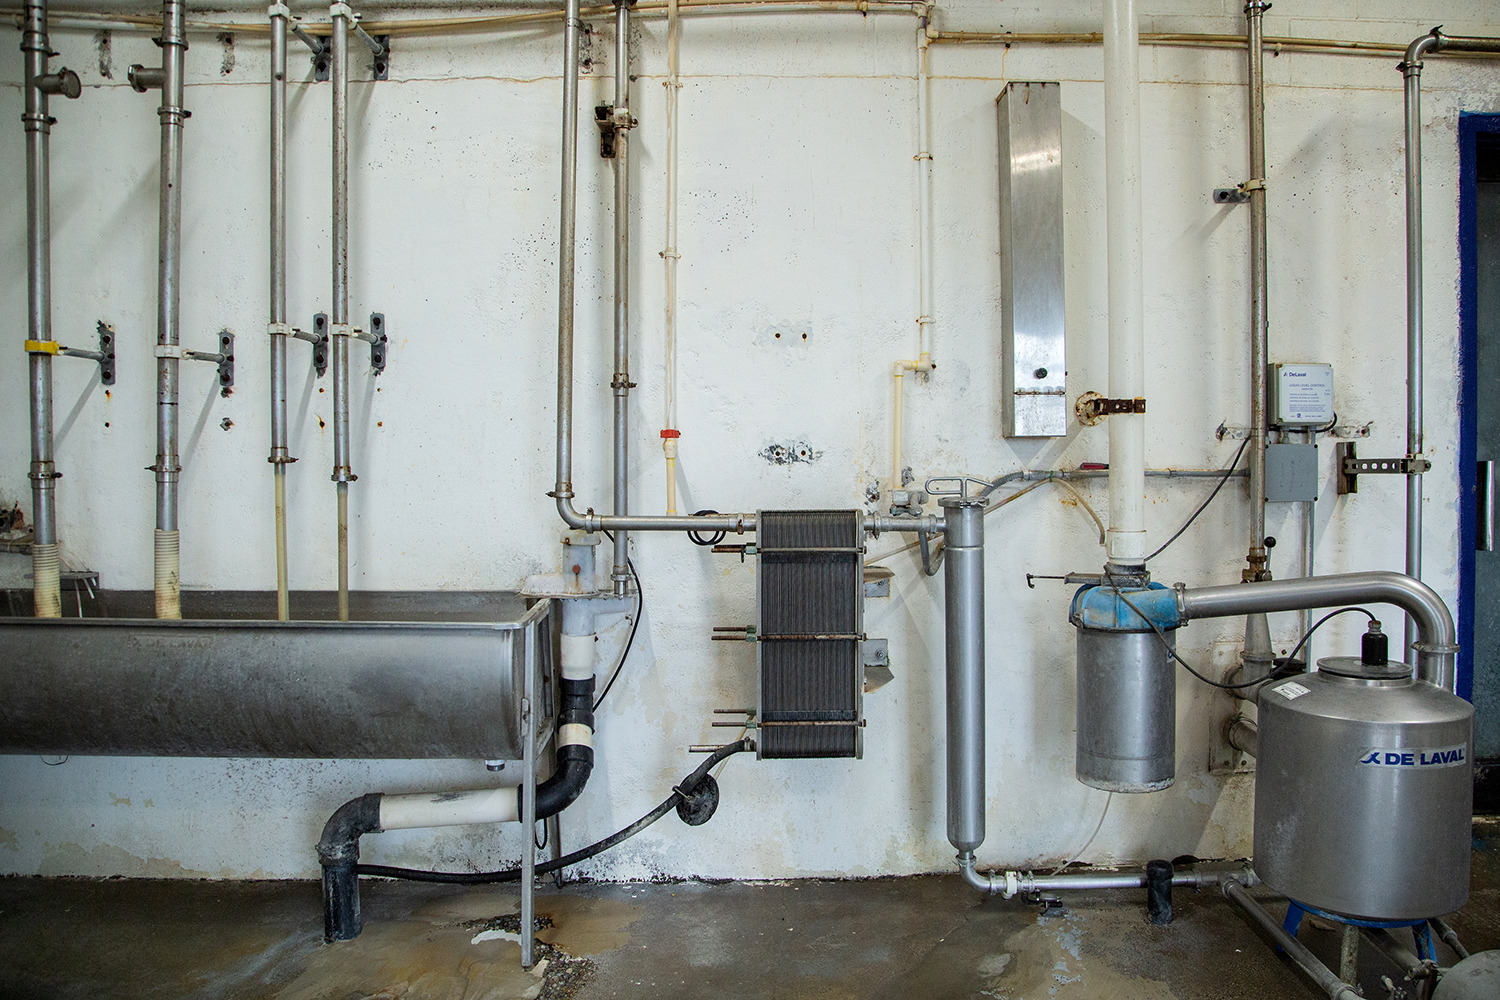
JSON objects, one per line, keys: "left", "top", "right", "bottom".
{"left": 329, "top": 2, "right": 353, "bottom": 18}
{"left": 267, "top": 2, "right": 291, "bottom": 17}
{"left": 154, "top": 344, "right": 186, "bottom": 359}
{"left": 328, "top": 323, "right": 353, "bottom": 340}
{"left": 24, "top": 340, "right": 59, "bottom": 355}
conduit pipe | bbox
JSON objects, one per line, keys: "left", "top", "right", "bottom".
{"left": 610, "top": 0, "right": 633, "bottom": 596}
{"left": 1102, "top": 0, "right": 1146, "bottom": 568}
{"left": 661, "top": 0, "right": 680, "bottom": 514}
{"left": 268, "top": 4, "right": 293, "bottom": 621}
{"left": 1399, "top": 27, "right": 1500, "bottom": 648}
{"left": 22, "top": 0, "right": 80, "bottom": 619}
{"left": 958, "top": 855, "right": 1256, "bottom": 895}
{"left": 331, "top": 1, "right": 353, "bottom": 621}
{"left": 150, "top": 0, "right": 188, "bottom": 619}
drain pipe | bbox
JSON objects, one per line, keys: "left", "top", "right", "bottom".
{"left": 610, "top": 0, "right": 634, "bottom": 597}
{"left": 149, "top": 0, "right": 188, "bottom": 620}
{"left": 1399, "top": 27, "right": 1500, "bottom": 649}
{"left": 22, "top": 0, "right": 80, "bottom": 619}
{"left": 318, "top": 675, "right": 596, "bottom": 940}
{"left": 1101, "top": 0, "right": 1147, "bottom": 571}
{"left": 941, "top": 496, "right": 985, "bottom": 855}
{"left": 330, "top": 1, "right": 353, "bottom": 621}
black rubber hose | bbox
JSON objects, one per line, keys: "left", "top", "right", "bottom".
{"left": 356, "top": 739, "right": 752, "bottom": 885}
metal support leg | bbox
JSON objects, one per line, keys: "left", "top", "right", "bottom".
{"left": 521, "top": 620, "right": 538, "bottom": 969}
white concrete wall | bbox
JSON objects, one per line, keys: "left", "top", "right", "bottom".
{"left": 2, "top": 0, "right": 1497, "bottom": 880}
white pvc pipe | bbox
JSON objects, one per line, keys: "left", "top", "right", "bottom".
{"left": 1102, "top": 0, "right": 1146, "bottom": 564}
{"left": 379, "top": 787, "right": 518, "bottom": 831}
{"left": 915, "top": 17, "right": 934, "bottom": 366}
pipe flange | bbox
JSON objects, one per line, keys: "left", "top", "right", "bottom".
{"left": 1411, "top": 641, "right": 1460, "bottom": 655}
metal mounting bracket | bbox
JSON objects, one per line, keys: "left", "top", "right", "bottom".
{"left": 155, "top": 330, "right": 234, "bottom": 395}
{"left": 594, "top": 103, "right": 636, "bottom": 158}
{"left": 1076, "top": 391, "right": 1146, "bottom": 426}
{"left": 364, "top": 312, "right": 387, "bottom": 372}
{"left": 53, "top": 321, "right": 116, "bottom": 385}
{"left": 1336, "top": 441, "right": 1429, "bottom": 495}
{"left": 291, "top": 18, "right": 331, "bottom": 80}
{"left": 1213, "top": 178, "right": 1263, "bottom": 204}
{"left": 312, "top": 313, "right": 330, "bottom": 377}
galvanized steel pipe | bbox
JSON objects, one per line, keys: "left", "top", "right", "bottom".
{"left": 1222, "top": 879, "right": 1362, "bottom": 1000}
{"left": 269, "top": 4, "right": 291, "bottom": 620}
{"left": 152, "top": 0, "right": 187, "bottom": 619}
{"left": 611, "top": 0, "right": 632, "bottom": 595}
{"left": 1399, "top": 28, "right": 1500, "bottom": 647}
{"left": 331, "top": 2, "right": 352, "bottom": 621}
{"left": 941, "top": 497, "right": 985, "bottom": 853}
{"left": 1245, "top": 0, "right": 1269, "bottom": 579}
{"left": 23, "top": 0, "right": 60, "bottom": 618}
{"left": 1179, "top": 571, "right": 1457, "bottom": 691}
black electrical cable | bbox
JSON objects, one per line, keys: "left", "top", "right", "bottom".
{"left": 593, "top": 530, "right": 642, "bottom": 712}
{"left": 355, "top": 740, "right": 751, "bottom": 885}
{"left": 1282, "top": 606, "right": 1376, "bottom": 668}
{"left": 687, "top": 510, "right": 726, "bottom": 547}
{"left": 1313, "top": 410, "right": 1339, "bottom": 435}
{"left": 1143, "top": 437, "right": 1250, "bottom": 563}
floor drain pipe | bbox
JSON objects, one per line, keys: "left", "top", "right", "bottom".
{"left": 22, "top": 0, "right": 79, "bottom": 619}
{"left": 941, "top": 496, "right": 986, "bottom": 855}
{"left": 150, "top": 0, "right": 187, "bottom": 620}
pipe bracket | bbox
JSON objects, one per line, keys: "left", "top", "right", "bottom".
{"left": 1075, "top": 392, "right": 1146, "bottom": 425}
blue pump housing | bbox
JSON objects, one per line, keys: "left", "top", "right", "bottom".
{"left": 1069, "top": 582, "right": 1181, "bottom": 632}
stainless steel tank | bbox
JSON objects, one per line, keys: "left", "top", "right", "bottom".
{"left": 1074, "top": 625, "right": 1176, "bottom": 793}
{"left": 1254, "top": 657, "right": 1473, "bottom": 921}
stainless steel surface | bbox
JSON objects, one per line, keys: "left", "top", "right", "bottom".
{"left": 1222, "top": 879, "right": 1362, "bottom": 1000}
{"left": 1402, "top": 33, "right": 1433, "bottom": 654}
{"left": 1075, "top": 626, "right": 1175, "bottom": 791}
{"left": 1253, "top": 665, "right": 1472, "bottom": 920}
{"left": 1245, "top": 1, "right": 1269, "bottom": 576}
{"left": 0, "top": 597, "right": 550, "bottom": 760}
{"left": 23, "top": 0, "right": 58, "bottom": 618}
{"left": 1179, "top": 571, "right": 1457, "bottom": 690}
{"left": 942, "top": 498, "right": 985, "bottom": 853}
{"left": 520, "top": 612, "right": 539, "bottom": 968}
{"left": 555, "top": 0, "right": 581, "bottom": 518}
{"left": 331, "top": 7, "right": 352, "bottom": 621}
{"left": 153, "top": 0, "right": 186, "bottom": 544}
{"left": 270, "top": 8, "right": 291, "bottom": 621}
{"left": 996, "top": 81, "right": 1065, "bottom": 438}
{"left": 611, "top": 0, "right": 631, "bottom": 595}
{"left": 1480, "top": 460, "right": 1495, "bottom": 552}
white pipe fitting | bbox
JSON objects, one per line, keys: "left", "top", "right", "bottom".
{"left": 379, "top": 787, "right": 518, "bottom": 831}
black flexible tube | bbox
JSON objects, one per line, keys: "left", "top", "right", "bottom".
{"left": 356, "top": 739, "right": 752, "bottom": 885}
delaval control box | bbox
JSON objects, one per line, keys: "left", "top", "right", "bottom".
{"left": 1270, "top": 363, "right": 1334, "bottom": 427}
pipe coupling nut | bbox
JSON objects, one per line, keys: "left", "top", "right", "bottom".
{"left": 331, "top": 467, "right": 357, "bottom": 484}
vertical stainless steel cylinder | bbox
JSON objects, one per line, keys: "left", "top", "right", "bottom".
{"left": 611, "top": 0, "right": 631, "bottom": 596}
{"left": 153, "top": 0, "right": 187, "bottom": 619}
{"left": 555, "top": 0, "right": 582, "bottom": 504}
{"left": 23, "top": 0, "right": 60, "bottom": 618}
{"left": 941, "top": 497, "right": 986, "bottom": 853}
{"left": 1075, "top": 626, "right": 1176, "bottom": 792}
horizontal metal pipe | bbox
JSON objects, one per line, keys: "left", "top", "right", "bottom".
{"left": 957, "top": 853, "right": 1256, "bottom": 896}
{"left": 1226, "top": 714, "right": 1258, "bottom": 757}
{"left": 1360, "top": 927, "right": 1428, "bottom": 979}
{"left": 1223, "top": 879, "right": 1361, "bottom": 1000}
{"left": 1179, "top": 572, "right": 1456, "bottom": 690}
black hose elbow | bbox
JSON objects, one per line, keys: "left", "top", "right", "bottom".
{"left": 317, "top": 792, "right": 383, "bottom": 942}
{"left": 519, "top": 676, "right": 596, "bottom": 821}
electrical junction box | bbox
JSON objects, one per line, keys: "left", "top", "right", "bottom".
{"left": 1270, "top": 363, "right": 1334, "bottom": 427}
{"left": 1266, "top": 443, "right": 1319, "bottom": 502}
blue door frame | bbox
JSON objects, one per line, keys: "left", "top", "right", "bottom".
{"left": 1458, "top": 112, "right": 1500, "bottom": 705}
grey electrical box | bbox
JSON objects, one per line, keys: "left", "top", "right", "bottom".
{"left": 997, "top": 81, "right": 1066, "bottom": 438}
{"left": 1270, "top": 363, "right": 1334, "bottom": 427}
{"left": 1266, "top": 443, "right": 1319, "bottom": 502}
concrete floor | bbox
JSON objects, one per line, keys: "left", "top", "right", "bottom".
{"left": 2, "top": 820, "right": 1496, "bottom": 1000}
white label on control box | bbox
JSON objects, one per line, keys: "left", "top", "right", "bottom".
{"left": 1273, "top": 363, "right": 1334, "bottom": 426}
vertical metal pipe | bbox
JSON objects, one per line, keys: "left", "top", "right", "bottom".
{"left": 611, "top": 0, "right": 631, "bottom": 596}
{"left": 331, "top": 3, "right": 351, "bottom": 622}
{"left": 555, "top": 0, "right": 582, "bottom": 507}
{"left": 269, "top": 6, "right": 291, "bottom": 621}
{"left": 1401, "top": 50, "right": 1426, "bottom": 653}
{"left": 941, "top": 497, "right": 986, "bottom": 853}
{"left": 153, "top": 0, "right": 187, "bottom": 619}
{"left": 1245, "top": 0, "right": 1269, "bottom": 578}
{"left": 23, "top": 0, "right": 60, "bottom": 618}
{"left": 1102, "top": 0, "right": 1147, "bottom": 566}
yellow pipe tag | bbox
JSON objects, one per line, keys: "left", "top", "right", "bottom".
{"left": 24, "top": 340, "right": 59, "bottom": 355}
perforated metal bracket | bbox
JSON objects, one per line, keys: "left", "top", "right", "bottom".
{"left": 363, "top": 312, "right": 387, "bottom": 373}
{"left": 312, "top": 313, "right": 329, "bottom": 377}
{"left": 1336, "top": 441, "right": 1429, "bottom": 495}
